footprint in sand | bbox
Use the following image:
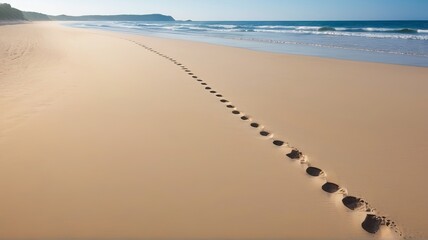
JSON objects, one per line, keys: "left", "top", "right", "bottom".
{"left": 322, "top": 182, "right": 340, "bottom": 193}
{"left": 342, "top": 196, "right": 365, "bottom": 210}
{"left": 286, "top": 149, "right": 302, "bottom": 159}
{"left": 362, "top": 214, "right": 382, "bottom": 234}
{"left": 306, "top": 166, "right": 323, "bottom": 177}
{"left": 260, "top": 130, "right": 271, "bottom": 137}
{"left": 250, "top": 122, "right": 260, "bottom": 128}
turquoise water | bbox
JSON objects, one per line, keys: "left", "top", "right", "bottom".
{"left": 69, "top": 21, "right": 428, "bottom": 67}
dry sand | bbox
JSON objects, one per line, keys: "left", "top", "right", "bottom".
{"left": 1, "top": 22, "right": 427, "bottom": 239}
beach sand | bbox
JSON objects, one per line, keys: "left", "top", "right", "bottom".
{"left": 1, "top": 22, "right": 427, "bottom": 239}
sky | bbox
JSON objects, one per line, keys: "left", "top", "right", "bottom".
{"left": 4, "top": 0, "right": 428, "bottom": 21}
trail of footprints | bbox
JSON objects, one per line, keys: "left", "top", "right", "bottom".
{"left": 129, "top": 40, "right": 404, "bottom": 238}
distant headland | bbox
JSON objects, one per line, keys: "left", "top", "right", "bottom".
{"left": 0, "top": 3, "right": 175, "bottom": 21}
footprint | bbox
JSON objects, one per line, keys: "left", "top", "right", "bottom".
{"left": 273, "top": 140, "right": 284, "bottom": 146}
{"left": 286, "top": 149, "right": 302, "bottom": 159}
{"left": 205, "top": 87, "right": 212, "bottom": 90}
{"left": 322, "top": 182, "right": 340, "bottom": 193}
{"left": 250, "top": 122, "right": 260, "bottom": 128}
{"left": 342, "top": 196, "right": 363, "bottom": 210}
{"left": 197, "top": 79, "right": 203, "bottom": 82}
{"left": 232, "top": 110, "right": 240, "bottom": 115}
{"left": 220, "top": 99, "right": 229, "bottom": 103}
{"left": 260, "top": 130, "right": 270, "bottom": 136}
{"left": 201, "top": 83, "right": 207, "bottom": 86}
{"left": 306, "top": 167, "right": 324, "bottom": 176}
{"left": 192, "top": 76, "right": 198, "bottom": 78}
{"left": 241, "top": 116, "right": 249, "bottom": 121}
{"left": 216, "top": 94, "right": 223, "bottom": 97}
{"left": 226, "top": 105, "right": 235, "bottom": 108}
{"left": 362, "top": 214, "right": 382, "bottom": 234}
{"left": 210, "top": 91, "right": 217, "bottom": 94}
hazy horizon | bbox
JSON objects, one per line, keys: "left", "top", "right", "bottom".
{"left": 4, "top": 0, "right": 428, "bottom": 21}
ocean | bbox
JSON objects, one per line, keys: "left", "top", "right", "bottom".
{"left": 69, "top": 20, "right": 428, "bottom": 67}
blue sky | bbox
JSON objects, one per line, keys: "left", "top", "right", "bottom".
{"left": 6, "top": 0, "right": 428, "bottom": 20}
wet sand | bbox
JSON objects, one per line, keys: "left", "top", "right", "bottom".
{"left": 1, "top": 22, "right": 427, "bottom": 239}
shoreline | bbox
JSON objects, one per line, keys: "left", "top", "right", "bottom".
{"left": 65, "top": 20, "right": 428, "bottom": 68}
{"left": 64, "top": 21, "right": 428, "bottom": 69}
{"left": 0, "top": 20, "right": 28, "bottom": 25}
{"left": 1, "top": 22, "right": 427, "bottom": 239}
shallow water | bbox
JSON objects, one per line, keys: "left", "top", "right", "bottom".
{"left": 68, "top": 20, "right": 428, "bottom": 67}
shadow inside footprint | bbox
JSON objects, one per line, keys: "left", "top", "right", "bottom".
{"left": 322, "top": 182, "right": 340, "bottom": 193}
{"left": 232, "top": 110, "right": 240, "bottom": 114}
{"left": 210, "top": 91, "right": 216, "bottom": 93}
{"left": 286, "top": 149, "right": 302, "bottom": 159}
{"left": 226, "top": 105, "right": 235, "bottom": 108}
{"left": 250, "top": 123, "right": 259, "bottom": 128}
{"left": 273, "top": 140, "right": 284, "bottom": 146}
{"left": 205, "top": 87, "right": 212, "bottom": 90}
{"left": 197, "top": 79, "right": 203, "bottom": 82}
{"left": 342, "top": 196, "right": 363, "bottom": 210}
{"left": 220, "top": 99, "right": 229, "bottom": 103}
{"left": 192, "top": 76, "right": 198, "bottom": 78}
{"left": 241, "top": 116, "right": 249, "bottom": 121}
{"left": 306, "top": 167, "right": 323, "bottom": 176}
{"left": 260, "top": 131, "right": 270, "bottom": 136}
{"left": 201, "top": 83, "right": 207, "bottom": 85}
{"left": 216, "top": 94, "right": 223, "bottom": 97}
{"left": 362, "top": 214, "right": 382, "bottom": 234}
